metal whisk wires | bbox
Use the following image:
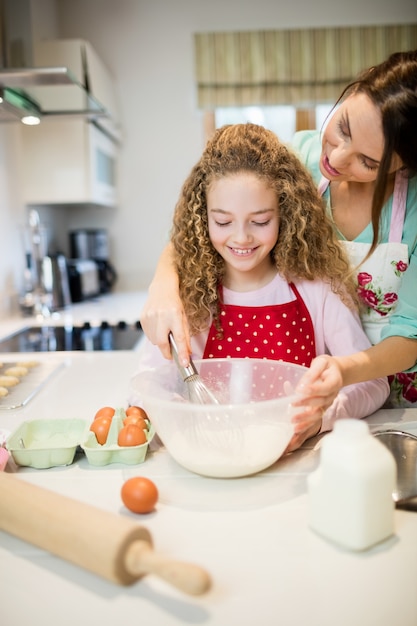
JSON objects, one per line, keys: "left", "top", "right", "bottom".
{"left": 169, "top": 333, "right": 219, "bottom": 405}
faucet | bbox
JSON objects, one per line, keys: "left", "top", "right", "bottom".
{"left": 28, "top": 210, "right": 52, "bottom": 319}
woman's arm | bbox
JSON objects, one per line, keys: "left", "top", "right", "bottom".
{"left": 140, "top": 242, "right": 191, "bottom": 364}
{"left": 287, "top": 282, "right": 391, "bottom": 449}
{"left": 296, "top": 336, "right": 417, "bottom": 404}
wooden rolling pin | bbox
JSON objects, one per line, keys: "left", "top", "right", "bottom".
{"left": 0, "top": 472, "right": 211, "bottom": 595}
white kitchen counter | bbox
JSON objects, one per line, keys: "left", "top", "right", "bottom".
{"left": 0, "top": 290, "right": 150, "bottom": 339}
{"left": 0, "top": 350, "right": 416, "bottom": 626}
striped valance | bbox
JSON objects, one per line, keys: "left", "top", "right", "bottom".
{"left": 194, "top": 24, "right": 417, "bottom": 107}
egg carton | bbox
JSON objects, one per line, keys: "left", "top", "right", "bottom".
{"left": 81, "top": 409, "right": 154, "bottom": 466}
{"left": 6, "top": 409, "right": 154, "bottom": 469}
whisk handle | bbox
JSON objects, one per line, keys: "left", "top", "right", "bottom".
{"left": 169, "top": 333, "right": 198, "bottom": 380}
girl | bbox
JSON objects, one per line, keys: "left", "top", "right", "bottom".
{"left": 137, "top": 123, "right": 389, "bottom": 450}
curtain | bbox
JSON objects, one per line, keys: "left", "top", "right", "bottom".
{"left": 194, "top": 24, "right": 417, "bottom": 107}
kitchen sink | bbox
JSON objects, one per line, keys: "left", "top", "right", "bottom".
{"left": 0, "top": 321, "right": 143, "bottom": 352}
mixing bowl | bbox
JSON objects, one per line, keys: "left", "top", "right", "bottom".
{"left": 129, "top": 358, "right": 307, "bottom": 478}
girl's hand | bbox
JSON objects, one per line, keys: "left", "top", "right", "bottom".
{"left": 283, "top": 355, "right": 345, "bottom": 453}
{"left": 284, "top": 405, "right": 323, "bottom": 453}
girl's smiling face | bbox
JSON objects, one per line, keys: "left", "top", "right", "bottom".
{"left": 207, "top": 172, "right": 279, "bottom": 290}
{"left": 320, "top": 92, "right": 402, "bottom": 183}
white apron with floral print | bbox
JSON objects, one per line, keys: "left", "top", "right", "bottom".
{"left": 319, "top": 170, "right": 414, "bottom": 407}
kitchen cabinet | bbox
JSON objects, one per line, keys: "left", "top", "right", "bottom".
{"left": 20, "top": 39, "right": 120, "bottom": 208}
{"left": 21, "top": 118, "right": 118, "bottom": 207}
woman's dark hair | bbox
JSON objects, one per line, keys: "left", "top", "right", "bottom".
{"left": 337, "top": 49, "right": 417, "bottom": 257}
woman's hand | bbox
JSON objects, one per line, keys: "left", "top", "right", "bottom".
{"left": 294, "top": 355, "right": 344, "bottom": 412}
{"left": 140, "top": 293, "right": 191, "bottom": 364}
{"left": 140, "top": 244, "right": 192, "bottom": 365}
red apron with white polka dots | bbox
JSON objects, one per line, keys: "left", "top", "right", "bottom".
{"left": 203, "top": 283, "right": 316, "bottom": 366}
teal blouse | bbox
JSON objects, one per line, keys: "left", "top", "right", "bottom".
{"left": 291, "top": 130, "right": 417, "bottom": 354}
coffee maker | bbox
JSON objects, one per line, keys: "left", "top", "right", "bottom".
{"left": 69, "top": 229, "right": 117, "bottom": 294}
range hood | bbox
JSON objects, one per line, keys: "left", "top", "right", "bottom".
{"left": 0, "top": 0, "right": 114, "bottom": 126}
{"left": 0, "top": 66, "right": 108, "bottom": 124}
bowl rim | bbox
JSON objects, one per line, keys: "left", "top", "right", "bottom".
{"left": 131, "top": 357, "right": 307, "bottom": 411}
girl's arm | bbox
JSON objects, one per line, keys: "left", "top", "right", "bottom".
{"left": 140, "top": 242, "right": 191, "bottom": 364}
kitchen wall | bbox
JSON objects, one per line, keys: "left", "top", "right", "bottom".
{"left": 1, "top": 0, "right": 416, "bottom": 318}
{"left": 0, "top": 0, "right": 60, "bottom": 317}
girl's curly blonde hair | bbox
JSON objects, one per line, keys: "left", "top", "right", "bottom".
{"left": 171, "top": 123, "right": 357, "bottom": 335}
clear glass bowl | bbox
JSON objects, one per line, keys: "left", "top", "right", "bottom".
{"left": 129, "top": 358, "right": 307, "bottom": 478}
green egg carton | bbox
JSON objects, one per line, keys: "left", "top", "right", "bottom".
{"left": 81, "top": 408, "right": 154, "bottom": 466}
{"left": 6, "top": 418, "right": 88, "bottom": 469}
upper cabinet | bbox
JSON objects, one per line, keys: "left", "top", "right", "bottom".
{"left": 21, "top": 38, "right": 120, "bottom": 208}
{"left": 22, "top": 117, "right": 118, "bottom": 208}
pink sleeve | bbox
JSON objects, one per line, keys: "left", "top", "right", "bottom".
{"left": 300, "top": 281, "right": 390, "bottom": 431}
{"left": 321, "top": 379, "right": 390, "bottom": 432}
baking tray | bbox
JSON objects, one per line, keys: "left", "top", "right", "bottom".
{"left": 0, "top": 358, "right": 66, "bottom": 409}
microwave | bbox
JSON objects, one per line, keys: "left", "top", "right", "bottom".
{"left": 88, "top": 122, "right": 118, "bottom": 207}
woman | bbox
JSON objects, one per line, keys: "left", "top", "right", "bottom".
{"left": 140, "top": 49, "right": 417, "bottom": 412}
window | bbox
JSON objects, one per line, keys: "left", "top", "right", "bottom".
{"left": 212, "top": 104, "right": 333, "bottom": 143}
{"left": 215, "top": 105, "right": 296, "bottom": 142}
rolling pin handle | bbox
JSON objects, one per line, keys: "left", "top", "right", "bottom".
{"left": 124, "top": 540, "right": 211, "bottom": 596}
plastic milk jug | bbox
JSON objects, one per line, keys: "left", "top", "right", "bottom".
{"left": 307, "top": 419, "right": 396, "bottom": 551}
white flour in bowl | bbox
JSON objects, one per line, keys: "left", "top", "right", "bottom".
{"left": 163, "top": 422, "right": 294, "bottom": 478}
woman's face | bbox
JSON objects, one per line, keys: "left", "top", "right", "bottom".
{"left": 207, "top": 172, "right": 279, "bottom": 288}
{"left": 320, "top": 92, "right": 402, "bottom": 183}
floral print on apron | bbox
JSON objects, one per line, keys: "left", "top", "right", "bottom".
{"left": 319, "top": 170, "right": 416, "bottom": 407}
{"left": 203, "top": 283, "right": 316, "bottom": 366}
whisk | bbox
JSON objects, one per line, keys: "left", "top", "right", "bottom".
{"left": 169, "top": 333, "right": 219, "bottom": 405}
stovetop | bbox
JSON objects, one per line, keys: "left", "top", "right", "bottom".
{"left": 0, "top": 321, "right": 143, "bottom": 352}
